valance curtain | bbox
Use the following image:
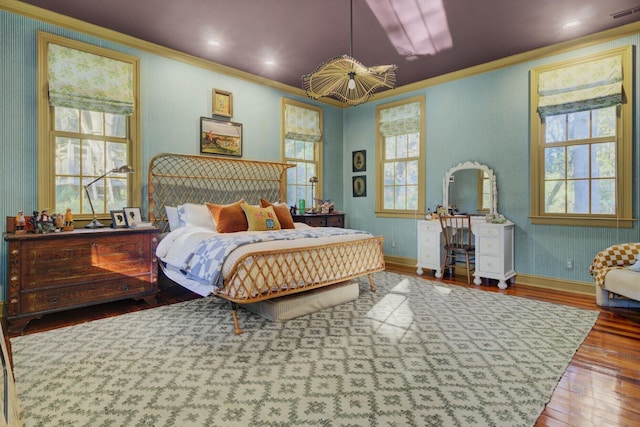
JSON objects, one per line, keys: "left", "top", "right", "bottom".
{"left": 284, "top": 104, "right": 322, "bottom": 142}
{"left": 379, "top": 101, "right": 421, "bottom": 136}
{"left": 537, "top": 55, "right": 622, "bottom": 118}
{"left": 48, "top": 43, "right": 134, "bottom": 115}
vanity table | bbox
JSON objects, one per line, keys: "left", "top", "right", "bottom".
{"left": 416, "top": 161, "right": 516, "bottom": 289}
{"left": 416, "top": 218, "right": 515, "bottom": 289}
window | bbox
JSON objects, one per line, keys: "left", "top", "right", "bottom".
{"left": 530, "top": 46, "right": 632, "bottom": 227}
{"left": 376, "top": 96, "right": 426, "bottom": 218}
{"left": 37, "top": 33, "right": 141, "bottom": 219}
{"left": 281, "top": 99, "right": 323, "bottom": 208}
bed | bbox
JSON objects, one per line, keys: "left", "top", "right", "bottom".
{"left": 148, "top": 153, "right": 385, "bottom": 334}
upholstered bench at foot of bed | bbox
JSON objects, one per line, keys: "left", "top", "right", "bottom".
{"left": 240, "top": 280, "right": 359, "bottom": 321}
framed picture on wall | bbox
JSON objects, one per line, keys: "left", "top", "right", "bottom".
{"left": 352, "top": 175, "right": 367, "bottom": 197}
{"left": 200, "top": 117, "right": 243, "bottom": 157}
{"left": 212, "top": 89, "right": 233, "bottom": 118}
{"left": 352, "top": 150, "right": 366, "bottom": 172}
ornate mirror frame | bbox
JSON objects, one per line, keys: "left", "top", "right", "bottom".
{"left": 443, "top": 161, "right": 498, "bottom": 217}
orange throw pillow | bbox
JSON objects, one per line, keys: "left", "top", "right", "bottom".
{"left": 206, "top": 199, "right": 248, "bottom": 233}
{"left": 260, "top": 198, "right": 295, "bottom": 229}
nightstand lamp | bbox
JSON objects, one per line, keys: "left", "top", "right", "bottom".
{"left": 84, "top": 165, "right": 134, "bottom": 228}
{"left": 309, "top": 176, "right": 319, "bottom": 212}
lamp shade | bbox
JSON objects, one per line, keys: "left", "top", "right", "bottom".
{"left": 302, "top": 55, "right": 397, "bottom": 106}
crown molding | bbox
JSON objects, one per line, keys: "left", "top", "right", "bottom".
{"left": 3, "top": 0, "right": 640, "bottom": 109}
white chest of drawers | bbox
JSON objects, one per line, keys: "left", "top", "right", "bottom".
{"left": 416, "top": 219, "right": 516, "bottom": 289}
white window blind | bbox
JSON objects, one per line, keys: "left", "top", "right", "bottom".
{"left": 537, "top": 55, "right": 622, "bottom": 118}
{"left": 48, "top": 43, "right": 134, "bottom": 115}
{"left": 379, "top": 101, "right": 421, "bottom": 136}
{"left": 284, "top": 104, "right": 322, "bottom": 142}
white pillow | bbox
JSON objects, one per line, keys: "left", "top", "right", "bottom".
{"left": 177, "top": 203, "right": 216, "bottom": 230}
{"left": 629, "top": 258, "right": 640, "bottom": 272}
{"left": 165, "top": 206, "right": 181, "bottom": 231}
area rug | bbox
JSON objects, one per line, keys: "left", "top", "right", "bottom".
{"left": 11, "top": 271, "right": 598, "bottom": 427}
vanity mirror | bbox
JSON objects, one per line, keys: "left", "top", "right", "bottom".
{"left": 443, "top": 161, "right": 497, "bottom": 217}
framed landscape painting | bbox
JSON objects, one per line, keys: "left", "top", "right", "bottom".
{"left": 200, "top": 117, "right": 243, "bottom": 157}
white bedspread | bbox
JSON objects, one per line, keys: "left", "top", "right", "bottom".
{"left": 157, "top": 224, "right": 374, "bottom": 296}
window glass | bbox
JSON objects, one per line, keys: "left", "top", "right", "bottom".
{"left": 542, "top": 106, "right": 616, "bottom": 216}
{"left": 53, "top": 107, "right": 130, "bottom": 214}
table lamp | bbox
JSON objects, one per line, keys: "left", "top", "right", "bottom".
{"left": 84, "top": 165, "right": 134, "bottom": 228}
{"left": 309, "top": 176, "right": 318, "bottom": 212}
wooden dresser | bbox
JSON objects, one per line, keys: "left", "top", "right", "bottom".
{"left": 292, "top": 212, "right": 345, "bottom": 228}
{"left": 4, "top": 227, "right": 158, "bottom": 333}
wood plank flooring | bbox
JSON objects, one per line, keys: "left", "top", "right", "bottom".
{"left": 5, "top": 267, "right": 640, "bottom": 427}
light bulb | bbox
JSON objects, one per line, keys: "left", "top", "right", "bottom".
{"left": 348, "top": 77, "right": 356, "bottom": 90}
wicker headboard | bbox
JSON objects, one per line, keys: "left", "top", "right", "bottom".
{"left": 148, "top": 153, "right": 294, "bottom": 233}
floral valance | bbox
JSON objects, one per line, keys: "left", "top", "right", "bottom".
{"left": 537, "top": 55, "right": 622, "bottom": 118}
{"left": 48, "top": 43, "right": 134, "bottom": 115}
{"left": 284, "top": 104, "right": 322, "bottom": 142}
{"left": 379, "top": 101, "right": 421, "bottom": 137}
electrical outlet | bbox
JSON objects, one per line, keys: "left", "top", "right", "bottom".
{"left": 391, "top": 240, "right": 396, "bottom": 248}
{"left": 566, "top": 258, "right": 573, "bottom": 269}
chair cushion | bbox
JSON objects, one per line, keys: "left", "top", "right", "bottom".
{"left": 603, "top": 268, "right": 640, "bottom": 301}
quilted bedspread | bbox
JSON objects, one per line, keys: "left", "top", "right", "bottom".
{"left": 158, "top": 227, "right": 368, "bottom": 287}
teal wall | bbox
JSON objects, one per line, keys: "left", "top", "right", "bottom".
{"left": 0, "top": 10, "right": 342, "bottom": 300}
{"left": 2, "top": 8, "right": 640, "bottom": 304}
{"left": 343, "top": 37, "right": 640, "bottom": 285}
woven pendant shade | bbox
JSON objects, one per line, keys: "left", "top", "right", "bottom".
{"left": 302, "top": 55, "right": 397, "bottom": 106}
{"left": 301, "top": 0, "right": 397, "bottom": 106}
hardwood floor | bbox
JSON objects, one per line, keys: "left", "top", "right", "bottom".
{"left": 5, "top": 268, "right": 640, "bottom": 426}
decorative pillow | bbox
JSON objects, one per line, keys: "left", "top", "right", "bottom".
{"left": 165, "top": 206, "right": 181, "bottom": 231}
{"left": 241, "top": 204, "right": 281, "bottom": 231}
{"left": 177, "top": 203, "right": 216, "bottom": 230}
{"left": 629, "top": 258, "right": 640, "bottom": 272}
{"left": 206, "top": 200, "right": 248, "bottom": 233}
{"left": 259, "top": 198, "right": 295, "bottom": 229}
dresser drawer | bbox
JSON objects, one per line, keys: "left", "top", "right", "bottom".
{"left": 21, "top": 235, "right": 151, "bottom": 289}
{"left": 304, "top": 216, "right": 327, "bottom": 227}
{"left": 21, "top": 276, "right": 155, "bottom": 314}
{"left": 327, "top": 215, "right": 344, "bottom": 227}
{"left": 475, "top": 225, "right": 500, "bottom": 238}
{"left": 478, "top": 236, "right": 500, "bottom": 256}
{"left": 478, "top": 255, "right": 502, "bottom": 274}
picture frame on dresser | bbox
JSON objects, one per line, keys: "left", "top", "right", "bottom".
{"left": 110, "top": 210, "right": 127, "bottom": 228}
{"left": 123, "top": 207, "right": 142, "bottom": 226}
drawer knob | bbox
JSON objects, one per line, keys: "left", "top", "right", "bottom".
{"left": 51, "top": 297, "right": 58, "bottom": 304}
{"left": 122, "top": 284, "right": 129, "bottom": 291}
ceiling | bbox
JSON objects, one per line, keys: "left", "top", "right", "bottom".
{"left": 17, "top": 0, "right": 640, "bottom": 92}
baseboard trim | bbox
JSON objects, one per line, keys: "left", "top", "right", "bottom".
{"left": 384, "top": 256, "right": 595, "bottom": 295}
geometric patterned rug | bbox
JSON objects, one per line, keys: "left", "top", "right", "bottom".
{"left": 11, "top": 271, "right": 598, "bottom": 427}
